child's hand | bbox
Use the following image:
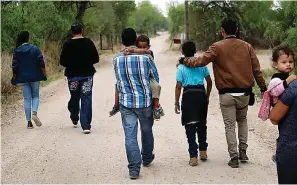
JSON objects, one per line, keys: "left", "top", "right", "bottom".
{"left": 123, "top": 47, "right": 134, "bottom": 56}
{"left": 175, "top": 105, "right": 180, "bottom": 114}
{"left": 179, "top": 57, "right": 185, "bottom": 64}
{"left": 286, "top": 75, "right": 297, "bottom": 84}
{"left": 41, "top": 68, "right": 47, "bottom": 77}
{"left": 123, "top": 48, "right": 131, "bottom": 56}
{"left": 124, "top": 49, "right": 129, "bottom": 56}
{"left": 42, "top": 71, "right": 47, "bottom": 77}
{"left": 175, "top": 103, "right": 180, "bottom": 114}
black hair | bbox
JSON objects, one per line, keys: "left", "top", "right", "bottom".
{"left": 136, "top": 35, "right": 150, "bottom": 45}
{"left": 16, "top": 31, "right": 29, "bottom": 48}
{"left": 272, "top": 44, "right": 295, "bottom": 63}
{"left": 121, "top": 28, "right": 137, "bottom": 47}
{"left": 71, "top": 23, "right": 83, "bottom": 35}
{"left": 182, "top": 40, "right": 196, "bottom": 57}
{"left": 221, "top": 18, "right": 238, "bottom": 35}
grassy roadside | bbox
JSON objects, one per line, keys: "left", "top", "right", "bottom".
{"left": 1, "top": 49, "right": 117, "bottom": 111}
{"left": 253, "top": 68, "right": 276, "bottom": 98}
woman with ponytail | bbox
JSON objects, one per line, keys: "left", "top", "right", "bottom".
{"left": 11, "top": 31, "right": 47, "bottom": 129}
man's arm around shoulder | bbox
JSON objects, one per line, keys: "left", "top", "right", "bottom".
{"left": 183, "top": 44, "right": 217, "bottom": 67}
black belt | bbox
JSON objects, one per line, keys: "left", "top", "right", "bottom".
{"left": 183, "top": 85, "right": 205, "bottom": 94}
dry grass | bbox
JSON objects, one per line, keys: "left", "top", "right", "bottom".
{"left": 43, "top": 41, "right": 64, "bottom": 76}
{"left": 1, "top": 41, "right": 64, "bottom": 105}
{"left": 1, "top": 40, "right": 122, "bottom": 105}
{"left": 1, "top": 52, "right": 18, "bottom": 95}
{"left": 169, "top": 43, "right": 181, "bottom": 51}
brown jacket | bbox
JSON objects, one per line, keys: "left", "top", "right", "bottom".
{"left": 185, "top": 38, "right": 267, "bottom": 93}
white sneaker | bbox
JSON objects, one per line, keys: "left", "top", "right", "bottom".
{"left": 83, "top": 130, "right": 91, "bottom": 134}
{"left": 32, "top": 114, "right": 42, "bottom": 127}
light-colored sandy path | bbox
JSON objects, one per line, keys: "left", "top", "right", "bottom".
{"left": 1, "top": 32, "right": 277, "bottom": 183}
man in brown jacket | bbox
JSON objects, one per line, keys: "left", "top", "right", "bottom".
{"left": 181, "top": 18, "right": 267, "bottom": 168}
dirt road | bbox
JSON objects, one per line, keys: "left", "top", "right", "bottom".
{"left": 1, "top": 32, "right": 278, "bottom": 183}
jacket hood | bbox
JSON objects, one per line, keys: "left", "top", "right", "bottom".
{"left": 14, "top": 43, "right": 34, "bottom": 53}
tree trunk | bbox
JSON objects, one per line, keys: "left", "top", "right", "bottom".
{"left": 100, "top": 33, "right": 103, "bottom": 50}
{"left": 111, "top": 36, "right": 113, "bottom": 51}
{"left": 184, "top": 1, "right": 189, "bottom": 40}
{"left": 75, "top": 1, "right": 89, "bottom": 23}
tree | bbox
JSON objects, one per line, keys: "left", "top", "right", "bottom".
{"left": 1, "top": 1, "right": 75, "bottom": 51}
{"left": 112, "top": 1, "right": 136, "bottom": 30}
{"left": 127, "top": 1, "right": 167, "bottom": 35}
{"left": 167, "top": 3, "right": 184, "bottom": 38}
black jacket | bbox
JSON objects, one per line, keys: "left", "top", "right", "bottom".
{"left": 60, "top": 38, "right": 99, "bottom": 77}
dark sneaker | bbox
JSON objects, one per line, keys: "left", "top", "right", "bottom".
{"left": 129, "top": 170, "right": 139, "bottom": 180}
{"left": 143, "top": 154, "right": 155, "bottom": 167}
{"left": 27, "top": 121, "right": 34, "bottom": 129}
{"left": 239, "top": 150, "right": 249, "bottom": 162}
{"left": 153, "top": 107, "right": 161, "bottom": 120}
{"left": 109, "top": 106, "right": 119, "bottom": 117}
{"left": 72, "top": 121, "right": 78, "bottom": 128}
{"left": 83, "top": 130, "right": 91, "bottom": 134}
{"left": 272, "top": 154, "right": 276, "bottom": 163}
{"left": 189, "top": 157, "right": 198, "bottom": 166}
{"left": 228, "top": 157, "right": 239, "bottom": 168}
{"left": 129, "top": 173, "right": 139, "bottom": 180}
{"left": 32, "top": 114, "right": 42, "bottom": 127}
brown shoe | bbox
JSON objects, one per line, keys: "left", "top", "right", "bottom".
{"left": 228, "top": 157, "right": 239, "bottom": 168}
{"left": 200, "top": 151, "right": 208, "bottom": 161}
{"left": 189, "top": 157, "right": 198, "bottom": 166}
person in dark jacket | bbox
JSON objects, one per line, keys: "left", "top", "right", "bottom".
{"left": 11, "top": 31, "right": 47, "bottom": 129}
{"left": 60, "top": 23, "right": 99, "bottom": 134}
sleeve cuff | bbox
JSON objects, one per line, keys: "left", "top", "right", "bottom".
{"left": 283, "top": 80, "right": 288, "bottom": 88}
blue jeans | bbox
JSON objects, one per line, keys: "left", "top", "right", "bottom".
{"left": 119, "top": 105, "right": 154, "bottom": 176}
{"left": 67, "top": 77, "right": 93, "bottom": 130}
{"left": 20, "top": 82, "right": 40, "bottom": 121}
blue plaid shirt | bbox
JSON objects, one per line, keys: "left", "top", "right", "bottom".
{"left": 113, "top": 50, "right": 159, "bottom": 108}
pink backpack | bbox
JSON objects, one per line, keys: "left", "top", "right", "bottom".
{"left": 258, "top": 78, "right": 285, "bottom": 121}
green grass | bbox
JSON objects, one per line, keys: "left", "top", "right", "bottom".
{"left": 261, "top": 68, "right": 276, "bottom": 79}
{"left": 253, "top": 68, "right": 276, "bottom": 97}
{"left": 40, "top": 72, "right": 64, "bottom": 87}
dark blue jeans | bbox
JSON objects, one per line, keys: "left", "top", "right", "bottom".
{"left": 68, "top": 77, "right": 93, "bottom": 130}
{"left": 185, "top": 122, "right": 208, "bottom": 158}
{"left": 119, "top": 105, "right": 154, "bottom": 176}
